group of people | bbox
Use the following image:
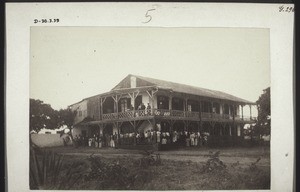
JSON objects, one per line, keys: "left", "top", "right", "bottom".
{"left": 136, "top": 103, "right": 152, "bottom": 115}
{"left": 73, "top": 133, "right": 119, "bottom": 148}
{"left": 73, "top": 130, "right": 210, "bottom": 148}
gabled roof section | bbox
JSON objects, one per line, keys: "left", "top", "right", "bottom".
{"left": 131, "top": 74, "right": 254, "bottom": 104}
{"left": 111, "top": 74, "right": 156, "bottom": 91}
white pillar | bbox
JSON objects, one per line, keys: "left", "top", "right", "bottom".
{"left": 220, "top": 103, "right": 223, "bottom": 114}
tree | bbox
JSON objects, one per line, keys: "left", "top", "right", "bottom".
{"left": 30, "top": 99, "right": 59, "bottom": 133}
{"left": 254, "top": 87, "right": 271, "bottom": 136}
{"left": 57, "top": 108, "right": 77, "bottom": 137}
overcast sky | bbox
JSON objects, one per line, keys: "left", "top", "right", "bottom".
{"left": 30, "top": 27, "right": 270, "bottom": 116}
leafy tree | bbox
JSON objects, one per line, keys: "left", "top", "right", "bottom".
{"left": 254, "top": 87, "right": 271, "bottom": 136}
{"left": 57, "top": 108, "right": 77, "bottom": 137}
{"left": 30, "top": 99, "right": 59, "bottom": 132}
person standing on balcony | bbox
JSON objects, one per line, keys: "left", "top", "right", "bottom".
{"left": 159, "top": 102, "right": 163, "bottom": 109}
{"left": 141, "top": 103, "right": 146, "bottom": 116}
{"left": 147, "top": 103, "right": 151, "bottom": 115}
{"left": 138, "top": 104, "right": 142, "bottom": 110}
{"left": 137, "top": 104, "right": 142, "bottom": 117}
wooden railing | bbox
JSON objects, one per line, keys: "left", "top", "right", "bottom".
{"left": 102, "top": 113, "right": 118, "bottom": 120}
{"left": 154, "top": 109, "right": 171, "bottom": 116}
{"left": 171, "top": 110, "right": 185, "bottom": 117}
{"left": 101, "top": 109, "right": 255, "bottom": 122}
{"left": 201, "top": 112, "right": 212, "bottom": 119}
{"left": 118, "top": 111, "right": 134, "bottom": 119}
{"left": 185, "top": 111, "right": 200, "bottom": 118}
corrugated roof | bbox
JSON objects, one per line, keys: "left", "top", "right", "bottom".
{"left": 132, "top": 74, "right": 254, "bottom": 104}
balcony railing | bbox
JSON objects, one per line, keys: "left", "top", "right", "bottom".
{"left": 154, "top": 109, "right": 171, "bottom": 117}
{"left": 118, "top": 111, "right": 134, "bottom": 119}
{"left": 102, "top": 112, "right": 118, "bottom": 120}
{"left": 171, "top": 110, "right": 185, "bottom": 117}
{"left": 101, "top": 109, "right": 255, "bottom": 122}
{"left": 185, "top": 111, "right": 200, "bottom": 118}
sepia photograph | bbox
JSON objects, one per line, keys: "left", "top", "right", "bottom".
{"left": 5, "top": 3, "right": 294, "bottom": 192}
{"left": 29, "top": 27, "right": 270, "bottom": 190}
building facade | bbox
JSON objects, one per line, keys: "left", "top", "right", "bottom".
{"left": 69, "top": 74, "right": 256, "bottom": 149}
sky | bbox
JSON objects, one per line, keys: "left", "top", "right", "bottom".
{"left": 30, "top": 27, "right": 270, "bottom": 116}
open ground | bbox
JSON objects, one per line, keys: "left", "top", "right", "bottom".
{"left": 31, "top": 146, "right": 270, "bottom": 190}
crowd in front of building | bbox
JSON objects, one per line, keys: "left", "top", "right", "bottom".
{"left": 72, "top": 130, "right": 210, "bottom": 148}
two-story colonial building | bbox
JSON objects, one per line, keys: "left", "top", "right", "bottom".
{"left": 69, "top": 74, "right": 256, "bottom": 149}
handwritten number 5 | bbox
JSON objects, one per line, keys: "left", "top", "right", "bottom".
{"left": 143, "top": 9, "right": 156, "bottom": 24}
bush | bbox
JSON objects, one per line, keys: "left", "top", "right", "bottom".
{"left": 202, "top": 151, "right": 226, "bottom": 173}
{"left": 139, "top": 150, "right": 161, "bottom": 168}
{"left": 85, "top": 154, "right": 135, "bottom": 189}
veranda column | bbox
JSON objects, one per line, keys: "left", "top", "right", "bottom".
{"left": 211, "top": 101, "right": 214, "bottom": 119}
{"left": 98, "top": 97, "right": 101, "bottom": 120}
{"left": 220, "top": 103, "right": 223, "bottom": 115}
{"left": 249, "top": 105, "right": 252, "bottom": 120}
{"left": 199, "top": 99, "right": 202, "bottom": 122}
{"left": 168, "top": 96, "right": 172, "bottom": 110}
{"left": 100, "top": 97, "right": 104, "bottom": 120}
{"left": 241, "top": 105, "right": 244, "bottom": 120}
{"left": 183, "top": 97, "right": 187, "bottom": 112}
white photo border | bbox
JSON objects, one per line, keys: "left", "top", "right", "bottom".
{"left": 6, "top": 2, "right": 294, "bottom": 192}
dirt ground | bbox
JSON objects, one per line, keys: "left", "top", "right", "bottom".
{"left": 36, "top": 146, "right": 270, "bottom": 190}
{"left": 48, "top": 145, "right": 270, "bottom": 167}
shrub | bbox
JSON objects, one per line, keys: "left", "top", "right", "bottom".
{"left": 139, "top": 150, "right": 161, "bottom": 168}
{"left": 84, "top": 154, "right": 135, "bottom": 189}
{"left": 202, "top": 151, "right": 226, "bottom": 173}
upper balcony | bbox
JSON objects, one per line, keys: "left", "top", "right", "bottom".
{"left": 99, "top": 108, "right": 256, "bottom": 123}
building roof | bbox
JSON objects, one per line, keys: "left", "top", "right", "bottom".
{"left": 131, "top": 74, "right": 254, "bottom": 104}
{"left": 70, "top": 74, "right": 255, "bottom": 106}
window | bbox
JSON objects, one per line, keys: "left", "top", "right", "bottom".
{"left": 78, "top": 111, "right": 82, "bottom": 117}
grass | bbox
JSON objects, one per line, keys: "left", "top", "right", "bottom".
{"left": 31, "top": 146, "right": 270, "bottom": 190}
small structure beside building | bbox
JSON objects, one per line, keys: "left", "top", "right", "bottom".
{"left": 30, "top": 126, "right": 72, "bottom": 147}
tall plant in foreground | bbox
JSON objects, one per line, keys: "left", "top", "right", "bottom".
{"left": 30, "top": 147, "right": 83, "bottom": 189}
